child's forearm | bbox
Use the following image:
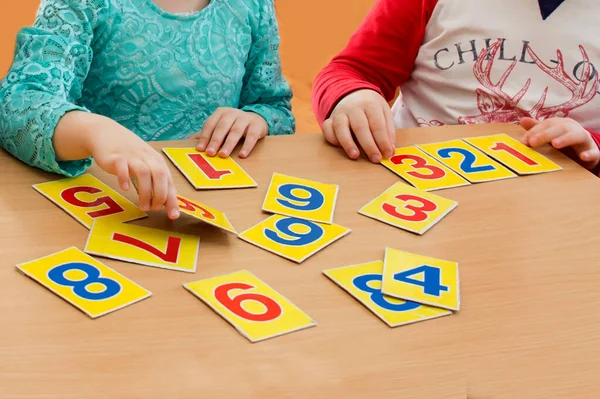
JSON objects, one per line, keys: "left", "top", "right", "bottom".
{"left": 53, "top": 111, "right": 117, "bottom": 161}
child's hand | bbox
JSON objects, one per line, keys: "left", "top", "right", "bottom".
{"left": 192, "top": 108, "right": 268, "bottom": 159}
{"left": 520, "top": 117, "right": 600, "bottom": 171}
{"left": 321, "top": 89, "right": 396, "bottom": 163}
{"left": 88, "top": 126, "right": 180, "bottom": 219}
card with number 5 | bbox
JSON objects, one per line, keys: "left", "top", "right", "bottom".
{"left": 323, "top": 261, "right": 451, "bottom": 327}
{"left": 33, "top": 174, "right": 147, "bottom": 229}
{"left": 184, "top": 270, "right": 316, "bottom": 342}
{"left": 381, "top": 146, "right": 470, "bottom": 191}
{"left": 358, "top": 182, "right": 457, "bottom": 235}
{"left": 16, "top": 247, "right": 152, "bottom": 319}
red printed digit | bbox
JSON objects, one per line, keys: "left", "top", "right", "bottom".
{"left": 391, "top": 154, "right": 446, "bottom": 179}
{"left": 188, "top": 153, "right": 232, "bottom": 180}
{"left": 61, "top": 186, "right": 125, "bottom": 218}
{"left": 382, "top": 194, "right": 437, "bottom": 222}
{"left": 177, "top": 196, "right": 216, "bottom": 220}
{"left": 113, "top": 233, "right": 181, "bottom": 263}
{"left": 491, "top": 142, "right": 538, "bottom": 166}
{"left": 214, "top": 282, "right": 282, "bottom": 322}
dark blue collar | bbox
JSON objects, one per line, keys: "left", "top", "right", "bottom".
{"left": 539, "top": 0, "right": 566, "bottom": 20}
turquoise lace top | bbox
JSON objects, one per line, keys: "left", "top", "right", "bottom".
{"left": 0, "top": 0, "right": 294, "bottom": 176}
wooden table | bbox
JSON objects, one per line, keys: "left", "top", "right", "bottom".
{"left": 1, "top": 123, "right": 599, "bottom": 399}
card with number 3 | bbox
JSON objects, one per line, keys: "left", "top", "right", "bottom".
{"left": 184, "top": 270, "right": 316, "bottom": 342}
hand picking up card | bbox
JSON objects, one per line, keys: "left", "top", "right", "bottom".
{"left": 163, "top": 148, "right": 256, "bottom": 189}
{"left": 184, "top": 270, "right": 316, "bottom": 342}
{"left": 33, "top": 174, "right": 147, "bottom": 229}
{"left": 16, "top": 247, "right": 151, "bottom": 318}
{"left": 323, "top": 261, "right": 451, "bottom": 327}
{"left": 238, "top": 214, "right": 351, "bottom": 263}
{"left": 358, "top": 182, "right": 457, "bottom": 235}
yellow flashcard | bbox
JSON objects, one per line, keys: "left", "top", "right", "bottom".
{"left": 382, "top": 248, "right": 460, "bottom": 311}
{"left": 358, "top": 182, "right": 457, "bottom": 235}
{"left": 418, "top": 139, "right": 516, "bottom": 183}
{"left": 162, "top": 148, "right": 257, "bottom": 189}
{"left": 238, "top": 214, "right": 351, "bottom": 263}
{"left": 33, "top": 174, "right": 147, "bottom": 229}
{"left": 184, "top": 270, "right": 316, "bottom": 342}
{"left": 463, "top": 134, "right": 562, "bottom": 175}
{"left": 84, "top": 220, "right": 200, "bottom": 273}
{"left": 381, "top": 146, "right": 470, "bottom": 191}
{"left": 178, "top": 195, "right": 237, "bottom": 234}
{"left": 16, "top": 247, "right": 151, "bottom": 318}
{"left": 323, "top": 261, "right": 451, "bottom": 327}
{"left": 262, "top": 173, "right": 339, "bottom": 224}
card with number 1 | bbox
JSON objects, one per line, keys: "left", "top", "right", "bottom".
{"left": 184, "top": 270, "right": 316, "bottom": 342}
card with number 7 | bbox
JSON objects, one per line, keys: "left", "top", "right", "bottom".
{"left": 184, "top": 270, "right": 316, "bottom": 342}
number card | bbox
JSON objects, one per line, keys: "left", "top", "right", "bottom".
{"left": 463, "top": 134, "right": 562, "bottom": 175}
{"left": 33, "top": 174, "right": 147, "bottom": 229}
{"left": 381, "top": 146, "right": 470, "bottom": 191}
{"left": 323, "top": 261, "right": 451, "bottom": 327}
{"left": 382, "top": 248, "right": 460, "bottom": 311}
{"left": 16, "top": 247, "right": 151, "bottom": 318}
{"left": 358, "top": 182, "right": 457, "bottom": 235}
{"left": 184, "top": 270, "right": 316, "bottom": 342}
{"left": 162, "top": 148, "right": 257, "bottom": 189}
{"left": 238, "top": 214, "right": 351, "bottom": 263}
{"left": 262, "top": 173, "right": 339, "bottom": 224}
{"left": 418, "top": 139, "right": 516, "bottom": 183}
{"left": 178, "top": 195, "right": 237, "bottom": 234}
{"left": 84, "top": 220, "right": 200, "bottom": 273}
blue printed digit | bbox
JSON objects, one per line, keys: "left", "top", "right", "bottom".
{"left": 276, "top": 184, "right": 325, "bottom": 211}
{"left": 264, "top": 217, "right": 324, "bottom": 246}
{"left": 47, "top": 262, "right": 121, "bottom": 301}
{"left": 437, "top": 147, "right": 495, "bottom": 173}
{"left": 352, "top": 274, "right": 421, "bottom": 312}
{"left": 393, "top": 265, "right": 449, "bottom": 297}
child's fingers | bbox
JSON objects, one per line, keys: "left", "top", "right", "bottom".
{"left": 239, "top": 125, "right": 262, "bottom": 158}
{"left": 196, "top": 111, "right": 223, "bottom": 151}
{"left": 114, "top": 157, "right": 130, "bottom": 191}
{"left": 321, "top": 119, "right": 341, "bottom": 147}
{"left": 129, "top": 160, "right": 153, "bottom": 212}
{"left": 332, "top": 114, "right": 359, "bottom": 159}
{"left": 146, "top": 157, "right": 169, "bottom": 211}
{"left": 206, "top": 113, "right": 237, "bottom": 157}
{"left": 519, "top": 117, "right": 541, "bottom": 144}
{"left": 165, "top": 182, "right": 180, "bottom": 220}
{"left": 550, "top": 130, "right": 584, "bottom": 149}
{"left": 365, "top": 106, "right": 393, "bottom": 159}
{"left": 349, "top": 111, "right": 381, "bottom": 163}
{"left": 219, "top": 118, "right": 248, "bottom": 158}
{"left": 383, "top": 107, "right": 396, "bottom": 149}
{"left": 579, "top": 147, "right": 600, "bottom": 163}
{"left": 528, "top": 125, "right": 566, "bottom": 147}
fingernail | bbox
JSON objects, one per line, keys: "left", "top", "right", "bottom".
{"left": 122, "top": 181, "right": 130, "bottom": 191}
{"left": 170, "top": 209, "right": 180, "bottom": 219}
{"left": 349, "top": 148, "right": 359, "bottom": 158}
{"left": 219, "top": 150, "right": 228, "bottom": 158}
{"left": 370, "top": 154, "right": 382, "bottom": 163}
{"left": 207, "top": 147, "right": 215, "bottom": 155}
{"left": 239, "top": 151, "right": 247, "bottom": 158}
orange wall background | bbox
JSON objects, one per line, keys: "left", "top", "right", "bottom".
{"left": 0, "top": 0, "right": 375, "bottom": 133}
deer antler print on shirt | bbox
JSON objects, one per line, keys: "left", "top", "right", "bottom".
{"left": 458, "top": 39, "right": 599, "bottom": 125}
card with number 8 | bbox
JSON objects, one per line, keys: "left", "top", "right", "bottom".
{"left": 184, "top": 270, "right": 316, "bottom": 342}
{"left": 323, "top": 261, "right": 451, "bottom": 327}
{"left": 16, "top": 247, "right": 152, "bottom": 318}
{"left": 358, "top": 182, "right": 457, "bottom": 235}
{"left": 381, "top": 146, "right": 470, "bottom": 191}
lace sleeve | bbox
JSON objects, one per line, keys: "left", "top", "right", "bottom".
{"left": 0, "top": 0, "right": 107, "bottom": 177}
{"left": 239, "top": 0, "right": 295, "bottom": 136}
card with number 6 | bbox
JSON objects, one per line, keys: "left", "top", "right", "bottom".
{"left": 358, "top": 182, "right": 457, "bottom": 235}
{"left": 16, "top": 247, "right": 152, "bottom": 319}
{"left": 184, "top": 270, "right": 316, "bottom": 342}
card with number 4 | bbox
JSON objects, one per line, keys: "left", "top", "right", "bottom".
{"left": 382, "top": 248, "right": 460, "bottom": 311}
{"left": 16, "top": 247, "right": 152, "bottom": 318}
{"left": 33, "top": 174, "right": 147, "bottom": 229}
{"left": 238, "top": 214, "right": 351, "bottom": 263}
{"left": 359, "top": 182, "right": 457, "bottom": 235}
{"left": 463, "top": 134, "right": 562, "bottom": 175}
{"left": 184, "top": 270, "right": 316, "bottom": 342}
{"left": 381, "top": 146, "right": 470, "bottom": 191}
{"left": 323, "top": 261, "right": 452, "bottom": 327}
{"left": 163, "top": 148, "right": 257, "bottom": 189}
{"left": 262, "top": 173, "right": 339, "bottom": 224}
{"left": 85, "top": 220, "right": 200, "bottom": 273}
